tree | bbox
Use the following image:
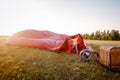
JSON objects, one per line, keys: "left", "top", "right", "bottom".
{"left": 101, "top": 30, "right": 106, "bottom": 40}
{"left": 94, "top": 30, "right": 101, "bottom": 40}
{"left": 82, "top": 33, "right": 89, "bottom": 39}
{"left": 106, "top": 30, "right": 111, "bottom": 40}
{"left": 110, "top": 30, "right": 119, "bottom": 40}
{"left": 82, "top": 29, "right": 120, "bottom": 40}
{"left": 90, "top": 32, "right": 94, "bottom": 40}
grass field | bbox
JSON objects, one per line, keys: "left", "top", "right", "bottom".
{"left": 84, "top": 40, "right": 120, "bottom": 45}
{"left": 0, "top": 37, "right": 120, "bottom": 80}
{"left": 84, "top": 40, "right": 120, "bottom": 50}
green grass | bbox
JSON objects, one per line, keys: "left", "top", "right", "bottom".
{"left": 0, "top": 37, "right": 120, "bottom": 80}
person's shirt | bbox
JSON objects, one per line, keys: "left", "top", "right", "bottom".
{"left": 72, "top": 38, "right": 78, "bottom": 45}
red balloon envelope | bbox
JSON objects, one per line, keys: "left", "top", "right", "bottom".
{"left": 6, "top": 29, "right": 86, "bottom": 54}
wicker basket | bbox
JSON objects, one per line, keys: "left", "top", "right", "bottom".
{"left": 98, "top": 45, "right": 120, "bottom": 70}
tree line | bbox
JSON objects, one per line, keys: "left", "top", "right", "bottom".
{"left": 82, "top": 30, "right": 120, "bottom": 40}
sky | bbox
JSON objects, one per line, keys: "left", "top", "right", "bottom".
{"left": 0, "top": 0, "right": 120, "bottom": 36}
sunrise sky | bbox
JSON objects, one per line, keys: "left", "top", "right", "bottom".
{"left": 0, "top": 0, "right": 120, "bottom": 35}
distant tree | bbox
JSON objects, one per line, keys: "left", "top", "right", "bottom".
{"left": 101, "top": 30, "right": 106, "bottom": 40}
{"left": 82, "top": 33, "right": 89, "bottom": 39}
{"left": 106, "top": 30, "right": 111, "bottom": 40}
{"left": 82, "top": 29, "right": 120, "bottom": 40}
{"left": 110, "top": 30, "right": 119, "bottom": 40}
{"left": 94, "top": 30, "right": 101, "bottom": 40}
{"left": 104, "top": 30, "right": 107, "bottom": 40}
{"left": 90, "top": 32, "right": 94, "bottom": 40}
{"left": 114, "top": 30, "right": 119, "bottom": 40}
{"left": 119, "top": 33, "right": 120, "bottom": 40}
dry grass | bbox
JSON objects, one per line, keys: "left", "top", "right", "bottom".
{"left": 84, "top": 40, "right": 120, "bottom": 45}
{"left": 84, "top": 40, "right": 120, "bottom": 50}
{"left": 0, "top": 37, "right": 120, "bottom": 80}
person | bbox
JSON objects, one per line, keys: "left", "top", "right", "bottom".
{"left": 71, "top": 36, "right": 79, "bottom": 54}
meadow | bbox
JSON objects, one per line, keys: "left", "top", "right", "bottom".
{"left": 84, "top": 40, "right": 120, "bottom": 50}
{"left": 0, "top": 37, "right": 120, "bottom": 80}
